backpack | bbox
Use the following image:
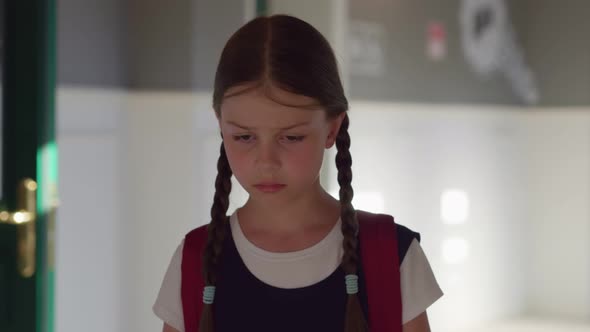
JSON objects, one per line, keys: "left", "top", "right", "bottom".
{"left": 181, "top": 210, "right": 402, "bottom": 332}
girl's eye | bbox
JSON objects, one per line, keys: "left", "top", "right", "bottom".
{"left": 233, "top": 135, "right": 254, "bottom": 142}
{"left": 283, "top": 135, "right": 305, "bottom": 143}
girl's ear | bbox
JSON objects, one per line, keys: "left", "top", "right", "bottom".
{"left": 325, "top": 113, "right": 346, "bottom": 149}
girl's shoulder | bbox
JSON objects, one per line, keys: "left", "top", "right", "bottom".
{"left": 394, "top": 223, "right": 421, "bottom": 262}
{"left": 184, "top": 224, "right": 209, "bottom": 245}
{"left": 357, "top": 210, "right": 420, "bottom": 263}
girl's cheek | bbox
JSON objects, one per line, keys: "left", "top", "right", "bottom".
{"left": 222, "top": 143, "right": 238, "bottom": 165}
{"left": 224, "top": 147, "right": 239, "bottom": 165}
{"left": 288, "top": 144, "right": 323, "bottom": 168}
{"left": 225, "top": 147, "right": 251, "bottom": 173}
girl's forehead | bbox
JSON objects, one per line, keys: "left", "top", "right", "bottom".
{"left": 224, "top": 84, "right": 319, "bottom": 107}
{"left": 220, "top": 86, "right": 326, "bottom": 127}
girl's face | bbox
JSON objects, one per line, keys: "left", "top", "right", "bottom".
{"left": 218, "top": 85, "right": 344, "bottom": 204}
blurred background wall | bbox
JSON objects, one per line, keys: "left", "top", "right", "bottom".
{"left": 55, "top": 0, "right": 590, "bottom": 331}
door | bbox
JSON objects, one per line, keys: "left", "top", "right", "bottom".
{"left": 0, "top": 1, "right": 57, "bottom": 332}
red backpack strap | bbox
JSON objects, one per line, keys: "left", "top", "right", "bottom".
{"left": 357, "top": 210, "right": 403, "bottom": 332}
{"left": 181, "top": 224, "right": 209, "bottom": 332}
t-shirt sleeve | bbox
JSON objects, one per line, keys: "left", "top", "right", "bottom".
{"left": 153, "top": 240, "right": 186, "bottom": 332}
{"left": 399, "top": 237, "right": 443, "bottom": 324}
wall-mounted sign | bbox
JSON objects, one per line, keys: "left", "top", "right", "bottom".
{"left": 427, "top": 22, "right": 447, "bottom": 61}
{"left": 349, "top": 20, "right": 386, "bottom": 77}
{"left": 460, "top": 0, "right": 539, "bottom": 104}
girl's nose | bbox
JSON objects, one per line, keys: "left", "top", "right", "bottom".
{"left": 255, "top": 142, "right": 281, "bottom": 170}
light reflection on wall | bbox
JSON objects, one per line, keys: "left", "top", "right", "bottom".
{"left": 442, "top": 237, "right": 470, "bottom": 264}
{"left": 441, "top": 189, "right": 469, "bottom": 225}
{"left": 331, "top": 190, "right": 385, "bottom": 213}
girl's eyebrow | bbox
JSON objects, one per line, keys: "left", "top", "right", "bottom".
{"left": 225, "top": 121, "right": 311, "bottom": 130}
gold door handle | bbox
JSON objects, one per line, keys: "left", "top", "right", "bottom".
{"left": 0, "top": 178, "right": 37, "bottom": 278}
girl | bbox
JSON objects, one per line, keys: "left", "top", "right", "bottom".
{"left": 154, "top": 14, "right": 442, "bottom": 332}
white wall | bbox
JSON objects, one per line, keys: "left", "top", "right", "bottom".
{"left": 349, "top": 102, "right": 528, "bottom": 330}
{"left": 55, "top": 88, "right": 590, "bottom": 332}
{"left": 523, "top": 110, "right": 590, "bottom": 319}
{"left": 56, "top": 87, "right": 125, "bottom": 332}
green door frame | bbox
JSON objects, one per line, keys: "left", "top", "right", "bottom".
{"left": 1, "top": 1, "right": 57, "bottom": 332}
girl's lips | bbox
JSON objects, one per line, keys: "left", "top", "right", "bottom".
{"left": 253, "top": 183, "right": 286, "bottom": 193}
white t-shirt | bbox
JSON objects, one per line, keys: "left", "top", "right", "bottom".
{"left": 153, "top": 212, "right": 443, "bottom": 331}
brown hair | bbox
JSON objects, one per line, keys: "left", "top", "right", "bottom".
{"left": 201, "top": 15, "right": 366, "bottom": 332}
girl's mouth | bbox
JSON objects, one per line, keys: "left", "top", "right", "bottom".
{"left": 253, "top": 183, "right": 286, "bottom": 193}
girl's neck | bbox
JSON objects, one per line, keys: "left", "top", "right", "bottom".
{"left": 238, "top": 184, "right": 340, "bottom": 235}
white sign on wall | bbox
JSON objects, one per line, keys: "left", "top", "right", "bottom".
{"left": 460, "top": 0, "right": 539, "bottom": 104}
{"left": 349, "top": 20, "right": 386, "bottom": 77}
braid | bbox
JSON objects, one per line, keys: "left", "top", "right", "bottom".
{"left": 199, "top": 142, "right": 233, "bottom": 332}
{"left": 336, "top": 114, "right": 358, "bottom": 274}
{"left": 336, "top": 114, "right": 368, "bottom": 332}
